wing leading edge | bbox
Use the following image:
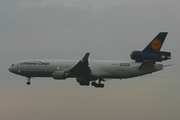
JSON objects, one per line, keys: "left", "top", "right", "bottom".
{"left": 69, "top": 53, "right": 91, "bottom": 77}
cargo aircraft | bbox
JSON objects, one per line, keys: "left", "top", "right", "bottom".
{"left": 9, "top": 32, "right": 171, "bottom": 88}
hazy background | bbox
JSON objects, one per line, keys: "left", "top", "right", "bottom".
{"left": 1, "top": 0, "right": 180, "bottom": 120}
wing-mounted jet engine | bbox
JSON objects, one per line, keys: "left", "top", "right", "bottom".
{"left": 131, "top": 32, "right": 171, "bottom": 62}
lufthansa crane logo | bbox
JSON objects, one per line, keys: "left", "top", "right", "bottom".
{"left": 151, "top": 39, "right": 162, "bottom": 50}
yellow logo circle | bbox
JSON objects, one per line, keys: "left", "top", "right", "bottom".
{"left": 151, "top": 39, "right": 162, "bottom": 50}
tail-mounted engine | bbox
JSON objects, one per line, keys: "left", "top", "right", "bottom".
{"left": 131, "top": 51, "right": 171, "bottom": 62}
{"left": 130, "top": 32, "right": 171, "bottom": 62}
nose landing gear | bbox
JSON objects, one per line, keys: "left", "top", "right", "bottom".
{"left": 26, "top": 77, "right": 31, "bottom": 85}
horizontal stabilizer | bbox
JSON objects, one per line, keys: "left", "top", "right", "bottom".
{"left": 138, "top": 61, "right": 155, "bottom": 69}
{"left": 163, "top": 64, "right": 173, "bottom": 67}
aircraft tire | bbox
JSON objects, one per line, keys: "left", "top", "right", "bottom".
{"left": 79, "top": 82, "right": 89, "bottom": 86}
{"left": 27, "top": 82, "right": 31, "bottom": 85}
{"left": 99, "top": 84, "right": 104, "bottom": 88}
{"left": 94, "top": 84, "right": 104, "bottom": 88}
{"left": 91, "top": 82, "right": 96, "bottom": 86}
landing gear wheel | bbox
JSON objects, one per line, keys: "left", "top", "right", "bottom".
{"left": 86, "top": 82, "right": 90, "bottom": 86}
{"left": 99, "top": 84, "right": 104, "bottom": 88}
{"left": 91, "top": 82, "right": 97, "bottom": 86}
{"left": 26, "top": 77, "right": 31, "bottom": 85}
{"left": 92, "top": 78, "right": 105, "bottom": 88}
{"left": 27, "top": 82, "right": 31, "bottom": 85}
{"left": 94, "top": 84, "right": 104, "bottom": 88}
{"left": 79, "top": 82, "right": 90, "bottom": 86}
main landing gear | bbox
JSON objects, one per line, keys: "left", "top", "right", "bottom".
{"left": 91, "top": 78, "right": 105, "bottom": 88}
{"left": 26, "top": 77, "right": 31, "bottom": 85}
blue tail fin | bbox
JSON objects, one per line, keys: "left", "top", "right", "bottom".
{"left": 131, "top": 32, "right": 171, "bottom": 62}
{"left": 143, "top": 32, "right": 168, "bottom": 53}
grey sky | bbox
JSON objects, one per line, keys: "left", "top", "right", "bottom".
{"left": 1, "top": 0, "right": 180, "bottom": 120}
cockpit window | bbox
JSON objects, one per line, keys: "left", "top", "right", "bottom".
{"left": 11, "top": 64, "right": 14, "bottom": 66}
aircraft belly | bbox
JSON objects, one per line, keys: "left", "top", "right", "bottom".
{"left": 90, "top": 66, "right": 132, "bottom": 78}
{"left": 18, "top": 71, "right": 53, "bottom": 77}
{"left": 91, "top": 65, "right": 162, "bottom": 79}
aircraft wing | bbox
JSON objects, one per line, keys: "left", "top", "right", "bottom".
{"left": 138, "top": 60, "right": 155, "bottom": 69}
{"left": 68, "top": 53, "right": 92, "bottom": 77}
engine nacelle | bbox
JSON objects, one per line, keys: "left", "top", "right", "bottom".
{"left": 131, "top": 51, "right": 171, "bottom": 62}
{"left": 52, "top": 71, "right": 68, "bottom": 80}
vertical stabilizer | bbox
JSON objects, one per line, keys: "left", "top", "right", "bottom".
{"left": 143, "top": 32, "right": 168, "bottom": 53}
{"left": 131, "top": 32, "right": 171, "bottom": 62}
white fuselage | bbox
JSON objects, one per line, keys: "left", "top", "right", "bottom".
{"left": 9, "top": 59, "right": 163, "bottom": 79}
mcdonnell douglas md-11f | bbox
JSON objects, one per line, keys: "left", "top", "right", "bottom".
{"left": 9, "top": 32, "right": 171, "bottom": 88}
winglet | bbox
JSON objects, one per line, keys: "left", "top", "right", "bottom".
{"left": 81, "top": 52, "right": 90, "bottom": 65}
{"left": 68, "top": 52, "right": 91, "bottom": 76}
{"left": 82, "top": 53, "right": 90, "bottom": 61}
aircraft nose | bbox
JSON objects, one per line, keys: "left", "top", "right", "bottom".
{"left": 9, "top": 63, "right": 16, "bottom": 73}
{"left": 8, "top": 67, "right": 13, "bottom": 72}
